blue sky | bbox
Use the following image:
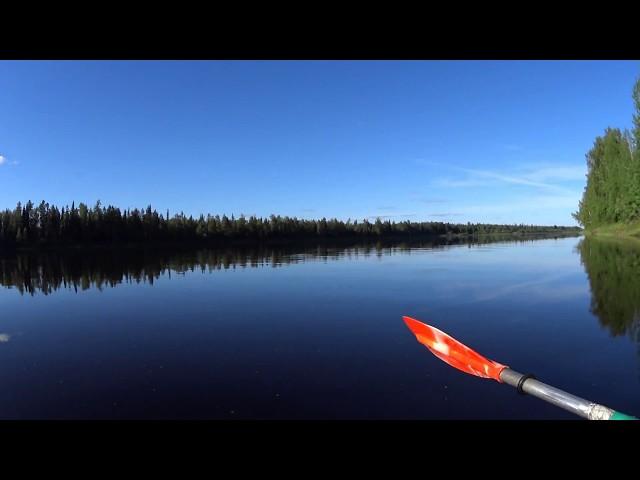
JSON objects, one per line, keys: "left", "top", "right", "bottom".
{"left": 1, "top": 60, "right": 638, "bottom": 225}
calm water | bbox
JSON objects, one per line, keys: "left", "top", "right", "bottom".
{"left": 1, "top": 236, "right": 639, "bottom": 419}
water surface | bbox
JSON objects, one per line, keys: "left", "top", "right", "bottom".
{"left": 1, "top": 236, "right": 638, "bottom": 419}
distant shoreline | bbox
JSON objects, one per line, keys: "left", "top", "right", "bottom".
{"left": 1, "top": 200, "right": 583, "bottom": 251}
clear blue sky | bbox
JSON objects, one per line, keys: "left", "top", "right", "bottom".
{"left": 1, "top": 60, "right": 638, "bottom": 226}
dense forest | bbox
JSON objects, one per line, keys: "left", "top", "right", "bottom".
{"left": 573, "top": 77, "right": 640, "bottom": 228}
{"left": 0, "top": 200, "right": 579, "bottom": 248}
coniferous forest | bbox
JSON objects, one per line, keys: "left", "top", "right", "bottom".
{"left": 0, "top": 200, "right": 579, "bottom": 248}
{"left": 573, "top": 77, "right": 640, "bottom": 229}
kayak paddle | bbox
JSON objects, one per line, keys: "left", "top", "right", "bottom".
{"left": 403, "top": 316, "right": 637, "bottom": 420}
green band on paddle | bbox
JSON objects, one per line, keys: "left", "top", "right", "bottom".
{"left": 610, "top": 411, "right": 638, "bottom": 420}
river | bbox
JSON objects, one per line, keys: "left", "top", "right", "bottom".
{"left": 1, "top": 235, "right": 637, "bottom": 419}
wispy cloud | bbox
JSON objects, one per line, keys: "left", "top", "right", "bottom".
{"left": 0, "top": 155, "right": 19, "bottom": 167}
{"left": 432, "top": 178, "right": 490, "bottom": 188}
{"left": 377, "top": 206, "right": 397, "bottom": 211}
{"left": 456, "top": 193, "right": 581, "bottom": 216}
{"left": 462, "top": 168, "right": 564, "bottom": 190}
{"left": 521, "top": 166, "right": 586, "bottom": 182}
{"left": 430, "top": 162, "right": 585, "bottom": 194}
{"left": 412, "top": 159, "right": 586, "bottom": 223}
{"left": 0, "top": 333, "right": 10, "bottom": 343}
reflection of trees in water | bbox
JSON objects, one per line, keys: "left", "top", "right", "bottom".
{"left": 577, "top": 237, "right": 640, "bottom": 343}
{"left": 0, "top": 234, "right": 576, "bottom": 296}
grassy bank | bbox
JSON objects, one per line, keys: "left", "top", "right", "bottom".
{"left": 586, "top": 222, "right": 640, "bottom": 239}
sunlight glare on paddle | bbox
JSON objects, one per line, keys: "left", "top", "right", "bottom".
{"left": 403, "top": 316, "right": 507, "bottom": 382}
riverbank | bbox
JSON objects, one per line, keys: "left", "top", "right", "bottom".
{"left": 0, "top": 229, "right": 583, "bottom": 253}
{"left": 585, "top": 222, "right": 640, "bottom": 239}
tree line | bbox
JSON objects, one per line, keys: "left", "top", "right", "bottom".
{"left": 0, "top": 200, "right": 579, "bottom": 248}
{"left": 573, "top": 77, "right": 640, "bottom": 228}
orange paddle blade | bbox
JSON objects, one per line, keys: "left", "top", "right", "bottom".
{"left": 403, "top": 316, "right": 507, "bottom": 382}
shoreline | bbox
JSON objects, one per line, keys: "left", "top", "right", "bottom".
{"left": 0, "top": 230, "right": 582, "bottom": 254}
{"left": 584, "top": 222, "right": 640, "bottom": 240}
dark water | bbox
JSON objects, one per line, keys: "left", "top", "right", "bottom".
{"left": 1, "top": 235, "right": 639, "bottom": 419}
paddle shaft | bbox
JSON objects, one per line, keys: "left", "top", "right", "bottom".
{"left": 500, "top": 368, "right": 634, "bottom": 420}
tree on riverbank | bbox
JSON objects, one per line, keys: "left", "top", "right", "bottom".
{"left": 573, "top": 77, "right": 640, "bottom": 228}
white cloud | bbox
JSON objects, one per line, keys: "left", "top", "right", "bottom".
{"left": 0, "top": 155, "right": 6, "bottom": 165}
{"left": 521, "top": 166, "right": 586, "bottom": 182}
{"left": 0, "top": 333, "right": 10, "bottom": 343}
{"left": 420, "top": 192, "right": 582, "bottom": 225}
{"left": 458, "top": 167, "right": 571, "bottom": 191}
{"left": 458, "top": 193, "right": 581, "bottom": 215}
{"left": 415, "top": 161, "right": 586, "bottom": 224}
{"left": 429, "top": 162, "right": 586, "bottom": 195}
{"left": 432, "top": 178, "right": 490, "bottom": 188}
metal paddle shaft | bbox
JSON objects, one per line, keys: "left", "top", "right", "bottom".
{"left": 500, "top": 368, "right": 635, "bottom": 420}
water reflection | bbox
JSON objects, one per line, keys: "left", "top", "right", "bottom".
{"left": 6, "top": 232, "right": 640, "bottom": 419}
{"left": 0, "top": 234, "right": 576, "bottom": 296}
{"left": 577, "top": 237, "right": 640, "bottom": 342}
